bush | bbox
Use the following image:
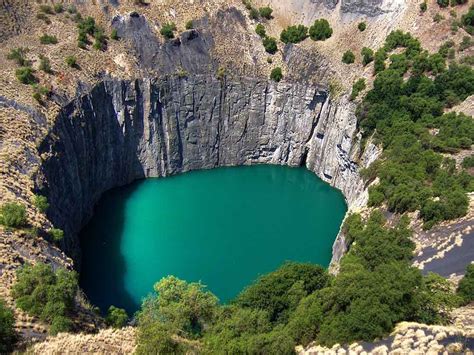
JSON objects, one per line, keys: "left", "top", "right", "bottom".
{"left": 309, "top": 19, "right": 332, "bottom": 41}
{"left": 136, "top": 276, "right": 218, "bottom": 354}
{"left": 185, "top": 20, "right": 194, "bottom": 30}
{"left": 111, "top": 28, "right": 119, "bottom": 40}
{"left": 53, "top": 4, "right": 64, "bottom": 13}
{"left": 270, "top": 67, "right": 283, "bottom": 82}
{"left": 462, "top": 155, "right": 474, "bottom": 168}
{"left": 434, "top": 13, "right": 444, "bottom": 23}
{"left": 280, "top": 25, "right": 308, "bottom": 44}
{"left": 259, "top": 6, "right": 273, "bottom": 19}
{"left": 249, "top": 7, "right": 259, "bottom": 20}
{"left": 350, "top": 78, "right": 366, "bottom": 100}
{"left": 36, "top": 13, "right": 51, "bottom": 24}
{"left": 160, "top": 22, "right": 176, "bottom": 39}
{"left": 461, "top": 6, "right": 474, "bottom": 35}
{"left": 358, "top": 22, "right": 367, "bottom": 31}
{"left": 420, "top": 1, "right": 427, "bottom": 12}
{"left": 39, "top": 55, "right": 52, "bottom": 73}
{"left": 0, "top": 202, "right": 27, "bottom": 228}
{"left": 12, "top": 263, "right": 77, "bottom": 334}
{"left": 16, "top": 66, "right": 36, "bottom": 84}
{"left": 50, "top": 228, "right": 64, "bottom": 242}
{"left": 32, "top": 85, "right": 50, "bottom": 104}
{"left": 235, "top": 262, "right": 328, "bottom": 323}
{"left": 437, "top": 0, "right": 449, "bottom": 7}
{"left": 106, "top": 306, "right": 128, "bottom": 328}
{"left": 39, "top": 5, "right": 54, "bottom": 14}
{"left": 460, "top": 36, "right": 473, "bottom": 51}
{"left": 67, "top": 5, "right": 77, "bottom": 14}
{"left": 40, "top": 34, "right": 58, "bottom": 45}
{"left": 33, "top": 195, "right": 49, "bottom": 213}
{"left": 263, "top": 36, "right": 278, "bottom": 54}
{"left": 0, "top": 299, "right": 16, "bottom": 353}
{"left": 65, "top": 55, "right": 78, "bottom": 68}
{"left": 342, "top": 50, "right": 355, "bottom": 64}
{"left": 361, "top": 47, "right": 374, "bottom": 66}
{"left": 457, "top": 264, "right": 474, "bottom": 305}
{"left": 255, "top": 23, "right": 266, "bottom": 38}
{"left": 6, "top": 47, "right": 29, "bottom": 66}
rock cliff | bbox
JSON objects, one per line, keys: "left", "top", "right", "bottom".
{"left": 35, "top": 76, "right": 376, "bottom": 265}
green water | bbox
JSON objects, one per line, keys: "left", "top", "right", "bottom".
{"left": 79, "top": 165, "right": 347, "bottom": 314}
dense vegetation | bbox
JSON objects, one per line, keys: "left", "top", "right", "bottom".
{"left": 106, "top": 306, "right": 128, "bottom": 329}
{"left": 356, "top": 30, "right": 474, "bottom": 228}
{"left": 457, "top": 264, "right": 474, "bottom": 305}
{"left": 270, "top": 67, "right": 283, "bottom": 82}
{"left": 136, "top": 211, "right": 461, "bottom": 353}
{"left": 309, "top": 19, "right": 333, "bottom": 41}
{"left": 280, "top": 25, "right": 308, "bottom": 44}
{"left": 12, "top": 263, "right": 78, "bottom": 335}
{"left": 0, "top": 298, "right": 16, "bottom": 353}
{"left": 0, "top": 202, "right": 27, "bottom": 228}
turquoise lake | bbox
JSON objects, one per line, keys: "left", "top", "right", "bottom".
{"left": 79, "top": 165, "right": 347, "bottom": 314}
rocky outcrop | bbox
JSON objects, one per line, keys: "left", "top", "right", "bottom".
{"left": 35, "top": 75, "right": 371, "bottom": 264}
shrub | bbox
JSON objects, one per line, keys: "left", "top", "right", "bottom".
{"left": 67, "top": 5, "right": 77, "bottom": 14}
{"left": 434, "top": 13, "right": 444, "bottom": 22}
{"left": 280, "top": 25, "right": 308, "bottom": 44}
{"left": 350, "top": 78, "right": 366, "bottom": 100}
{"left": 342, "top": 50, "right": 355, "bottom": 64}
{"left": 39, "top": 5, "right": 54, "bottom": 14}
{"left": 93, "top": 28, "right": 107, "bottom": 50}
{"left": 420, "top": 1, "right": 427, "bottom": 12}
{"left": 65, "top": 55, "right": 78, "bottom": 68}
{"left": 249, "top": 7, "right": 259, "bottom": 20}
{"left": 255, "top": 23, "right": 266, "bottom": 38}
{"left": 160, "top": 22, "right": 176, "bottom": 39}
{"left": 54, "top": 4, "right": 64, "bottom": 13}
{"left": 437, "top": 0, "right": 449, "bottom": 7}
{"left": 32, "top": 85, "right": 50, "bottom": 104}
{"left": 15, "top": 67, "right": 38, "bottom": 85}
{"left": 111, "top": 28, "right": 119, "bottom": 40}
{"left": 50, "top": 228, "right": 64, "bottom": 242}
{"left": 136, "top": 276, "right": 218, "bottom": 354}
{"left": 263, "top": 36, "right": 278, "bottom": 54}
{"left": 0, "top": 299, "right": 16, "bottom": 353}
{"left": 106, "top": 306, "right": 128, "bottom": 328}
{"left": 461, "top": 5, "right": 474, "bottom": 35}
{"left": 39, "top": 55, "right": 52, "bottom": 73}
{"left": 460, "top": 36, "right": 473, "bottom": 51}
{"left": 270, "top": 67, "right": 283, "bottom": 82}
{"left": 462, "top": 155, "right": 474, "bottom": 168}
{"left": 78, "top": 16, "right": 96, "bottom": 35}
{"left": 40, "top": 34, "right": 58, "bottom": 45}
{"left": 6, "top": 47, "right": 29, "bottom": 66}
{"left": 235, "top": 262, "right": 328, "bottom": 323}
{"left": 361, "top": 47, "right": 374, "bottom": 66}
{"left": 242, "top": 0, "right": 252, "bottom": 10}
{"left": 309, "top": 19, "right": 333, "bottom": 41}
{"left": 12, "top": 263, "right": 77, "bottom": 334}
{"left": 259, "top": 6, "right": 273, "bottom": 19}
{"left": 185, "top": 20, "right": 194, "bottom": 30}
{"left": 0, "top": 202, "right": 27, "bottom": 228}
{"left": 457, "top": 264, "right": 474, "bottom": 305}
{"left": 33, "top": 195, "right": 49, "bottom": 213}
{"left": 358, "top": 22, "right": 367, "bottom": 31}
{"left": 36, "top": 13, "right": 51, "bottom": 24}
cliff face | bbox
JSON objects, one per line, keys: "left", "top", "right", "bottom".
{"left": 36, "top": 76, "right": 375, "bottom": 264}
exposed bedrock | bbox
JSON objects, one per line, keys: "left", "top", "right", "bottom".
{"left": 36, "top": 75, "right": 378, "bottom": 267}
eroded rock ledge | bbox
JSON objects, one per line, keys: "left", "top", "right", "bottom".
{"left": 35, "top": 75, "right": 378, "bottom": 266}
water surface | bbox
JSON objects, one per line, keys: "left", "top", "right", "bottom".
{"left": 79, "top": 165, "right": 347, "bottom": 314}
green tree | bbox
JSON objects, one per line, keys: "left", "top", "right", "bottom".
{"left": 106, "top": 306, "right": 128, "bottom": 328}
{"left": 50, "top": 228, "right": 64, "bottom": 242}
{"left": 185, "top": 20, "right": 194, "bottom": 30}
{"left": 235, "top": 262, "right": 328, "bottom": 323}
{"left": 65, "top": 55, "right": 78, "bottom": 68}
{"left": 6, "top": 47, "right": 29, "bottom": 66}
{"left": 437, "top": 0, "right": 449, "bottom": 7}
{"left": 160, "top": 22, "right": 177, "bottom": 39}
{"left": 358, "top": 22, "right": 367, "bottom": 31}
{"left": 40, "top": 34, "right": 58, "bottom": 45}
{"left": 15, "top": 67, "right": 37, "bottom": 85}
{"left": 420, "top": 1, "right": 427, "bottom": 12}
{"left": 0, "top": 202, "right": 27, "bottom": 228}
{"left": 33, "top": 195, "right": 49, "bottom": 213}
{"left": 309, "top": 19, "right": 332, "bottom": 41}
{"left": 263, "top": 36, "right": 277, "bottom": 54}
{"left": 270, "top": 67, "right": 283, "bottom": 82}
{"left": 136, "top": 276, "right": 218, "bottom": 353}
{"left": 457, "top": 264, "right": 474, "bottom": 305}
{"left": 280, "top": 25, "right": 308, "bottom": 44}
{"left": 53, "top": 4, "right": 64, "bottom": 13}
{"left": 361, "top": 47, "right": 374, "bottom": 66}
{"left": 350, "top": 78, "right": 366, "bottom": 100}
{"left": 259, "top": 7, "right": 273, "bottom": 19}
{"left": 12, "top": 263, "right": 78, "bottom": 334}
{"left": 0, "top": 298, "right": 16, "bottom": 353}
{"left": 342, "top": 50, "right": 355, "bottom": 64}
{"left": 255, "top": 23, "right": 266, "bottom": 38}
